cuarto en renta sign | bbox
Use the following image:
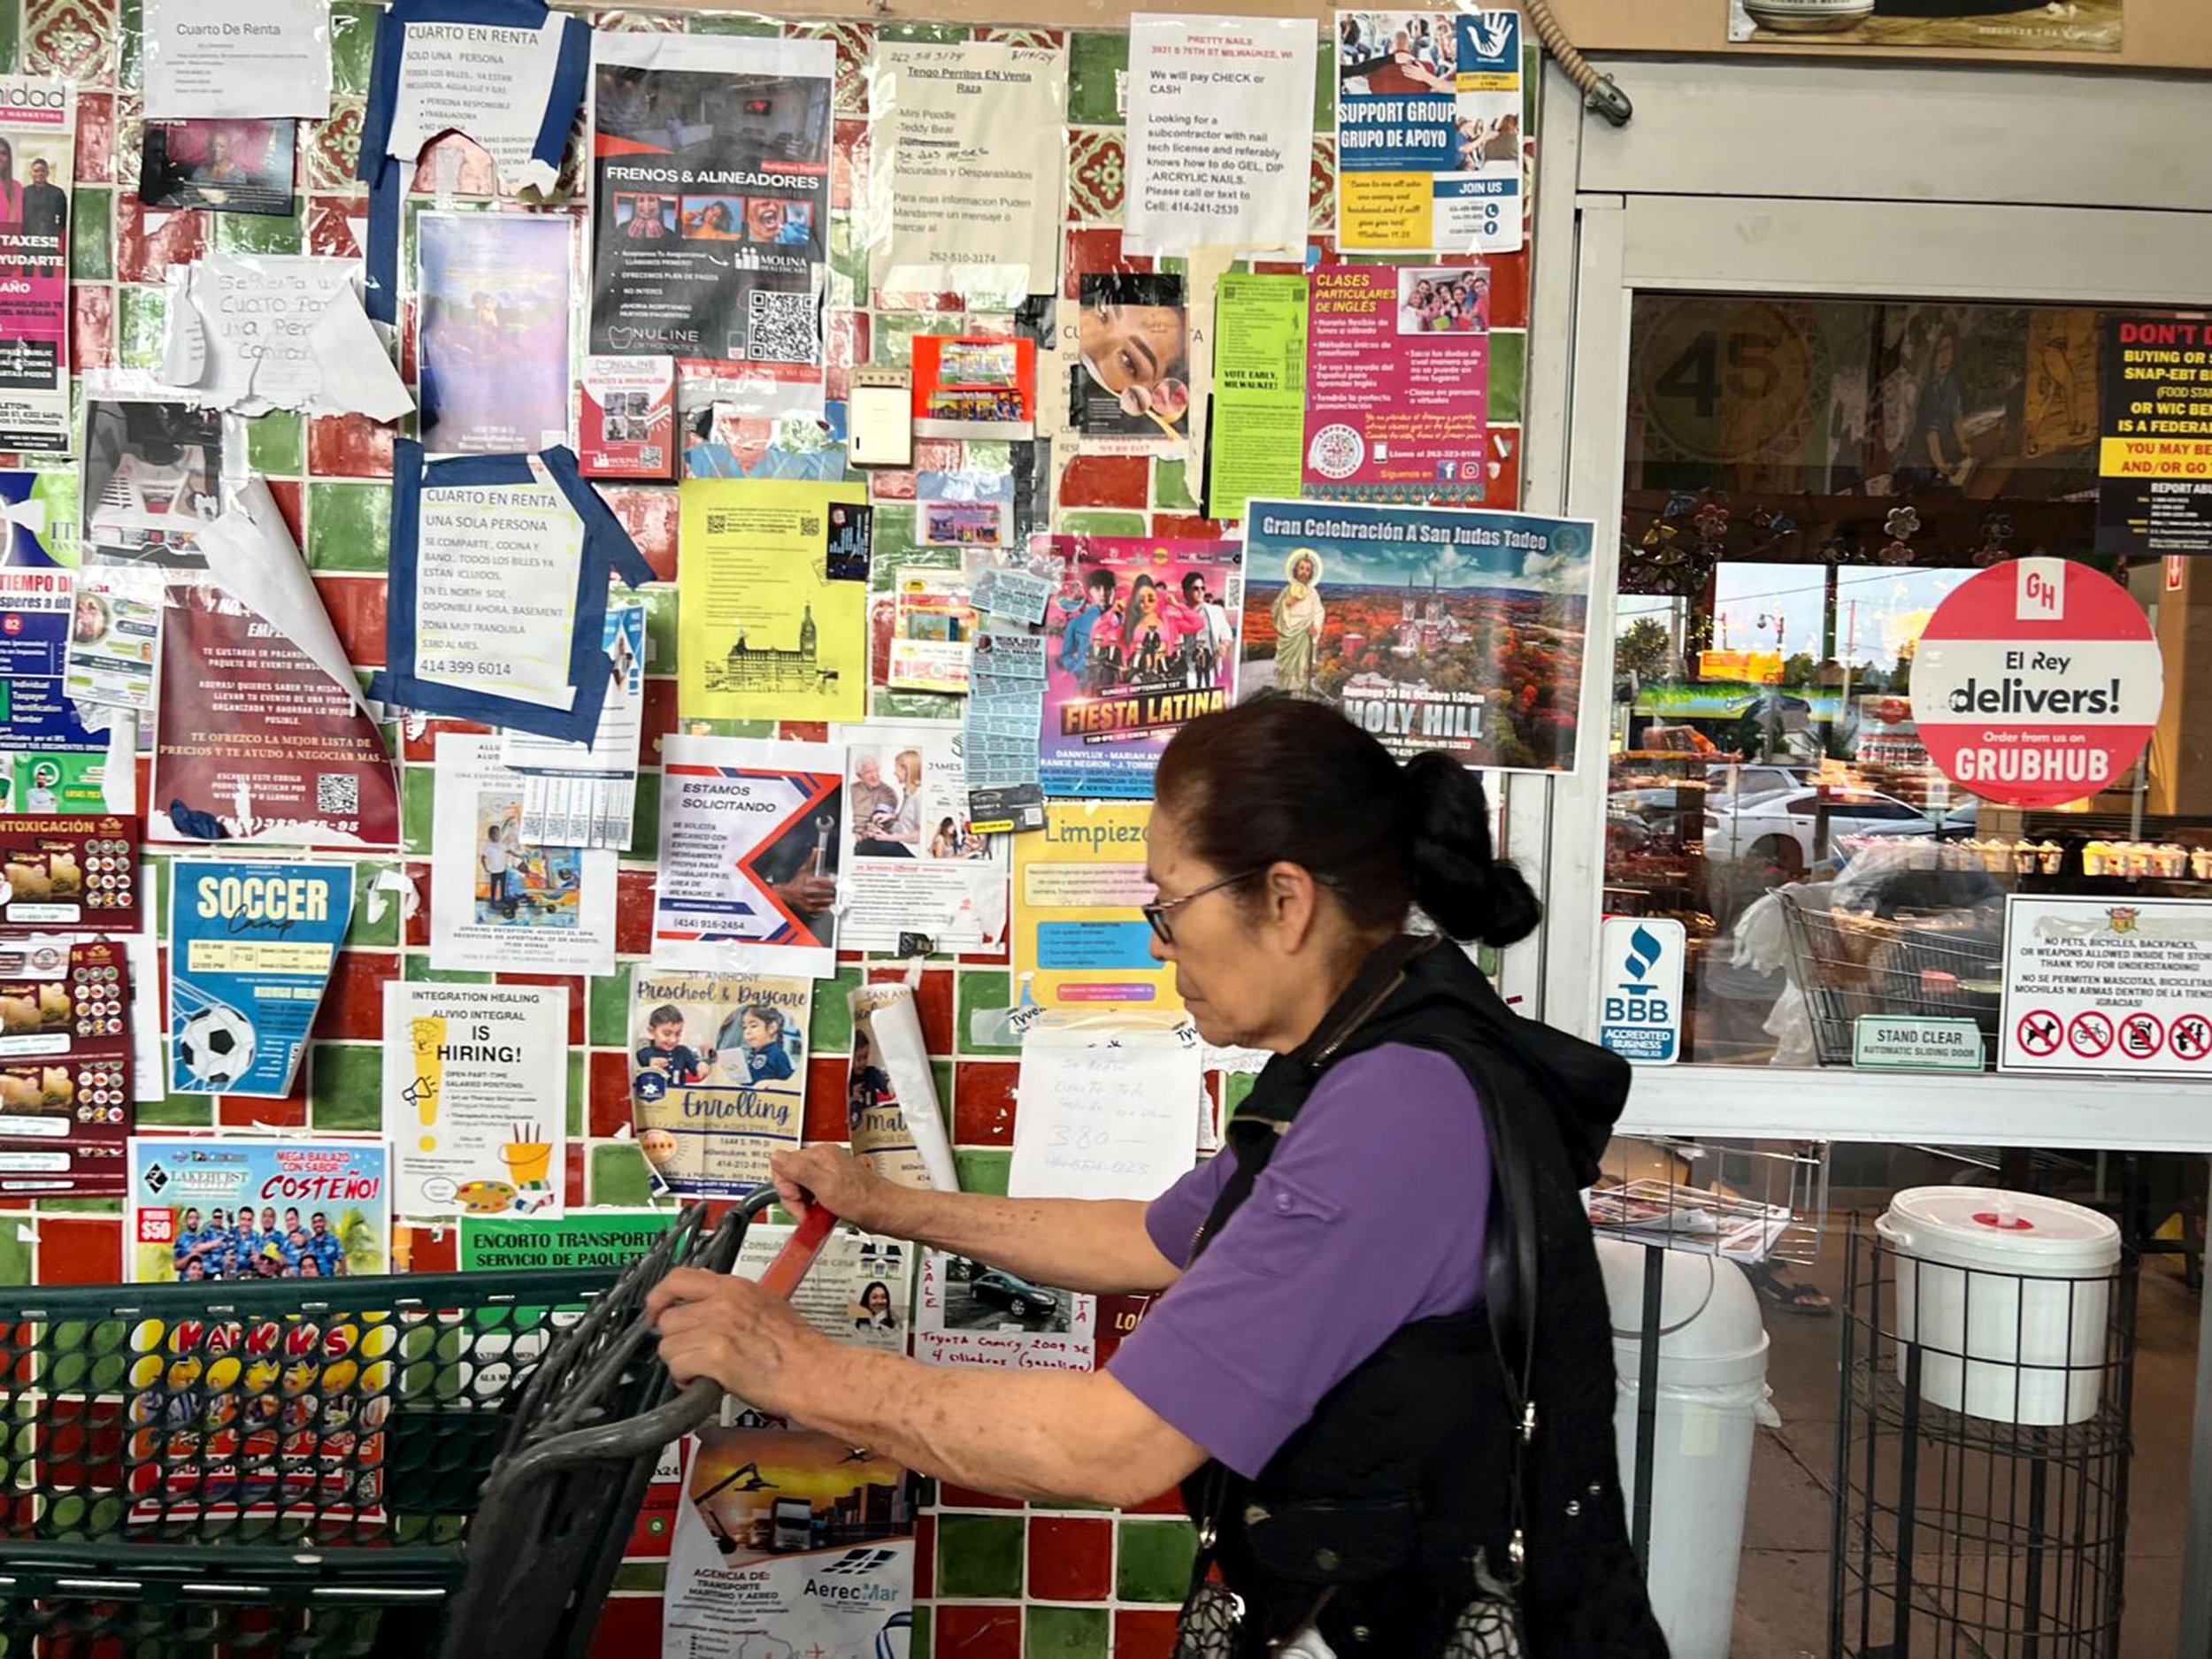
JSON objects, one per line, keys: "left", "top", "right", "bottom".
{"left": 1911, "top": 557, "right": 2164, "bottom": 810}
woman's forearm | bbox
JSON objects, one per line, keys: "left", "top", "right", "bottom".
{"left": 870, "top": 1186, "right": 1176, "bottom": 1296}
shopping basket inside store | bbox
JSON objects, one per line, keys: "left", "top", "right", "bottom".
{"left": 0, "top": 1187, "right": 820, "bottom": 1657}
{"left": 1774, "top": 888, "right": 2004, "bottom": 1067}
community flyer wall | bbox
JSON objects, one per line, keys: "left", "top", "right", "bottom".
{"left": 0, "top": 566, "right": 116, "bottom": 816}
{"left": 589, "top": 31, "right": 833, "bottom": 417}
{"left": 652, "top": 734, "right": 842, "bottom": 978}
{"left": 383, "top": 981, "right": 567, "bottom": 1219}
{"left": 1333, "top": 8, "right": 1523, "bottom": 256}
{"left": 166, "top": 859, "right": 350, "bottom": 1097}
{"left": 151, "top": 583, "right": 401, "bottom": 849}
{"left": 417, "top": 211, "right": 573, "bottom": 456}
{"left": 127, "top": 1136, "right": 389, "bottom": 1283}
{"left": 0, "top": 77, "right": 73, "bottom": 455}
{"left": 835, "top": 721, "right": 1006, "bottom": 954}
{"left": 1240, "top": 498, "right": 1592, "bottom": 771}
{"left": 628, "top": 964, "right": 808, "bottom": 1198}
{"left": 664, "top": 1419, "right": 918, "bottom": 1659}
{"left": 427, "top": 732, "right": 617, "bottom": 976}
{"left": 1011, "top": 802, "right": 1180, "bottom": 1011}
{"left": 1039, "top": 537, "right": 1240, "bottom": 797}
{"left": 1303, "top": 263, "right": 1488, "bottom": 500}
{"left": 867, "top": 40, "right": 1067, "bottom": 304}
{"left": 677, "top": 479, "right": 868, "bottom": 725}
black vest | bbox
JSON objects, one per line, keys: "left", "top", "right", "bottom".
{"left": 1179, "top": 936, "right": 1670, "bottom": 1659}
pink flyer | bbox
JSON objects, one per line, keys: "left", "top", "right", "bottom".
{"left": 1302, "top": 264, "right": 1488, "bottom": 502}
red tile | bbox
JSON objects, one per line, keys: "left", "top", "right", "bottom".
{"left": 803, "top": 1054, "right": 849, "bottom": 1143}
{"left": 1486, "top": 250, "right": 1530, "bottom": 330}
{"left": 398, "top": 1221, "right": 458, "bottom": 1273}
{"left": 564, "top": 1141, "right": 587, "bottom": 1210}
{"left": 404, "top": 896, "right": 429, "bottom": 949}
{"left": 1026, "top": 1515, "right": 1111, "bottom": 1601}
{"left": 867, "top": 967, "right": 951, "bottom": 1052}
{"left": 1490, "top": 426, "right": 1521, "bottom": 509}
{"left": 495, "top": 974, "right": 588, "bottom": 1045}
{"left": 912, "top": 441, "right": 963, "bottom": 474}
{"left": 308, "top": 197, "right": 365, "bottom": 260}
{"left": 952, "top": 1060, "right": 1015, "bottom": 1147}
{"left": 39, "top": 1217, "right": 120, "bottom": 1286}
{"left": 869, "top": 466, "right": 917, "bottom": 503}
{"left": 937, "top": 1480, "right": 1020, "bottom": 1509}
{"left": 1057, "top": 454, "right": 1148, "bottom": 510}
{"left": 640, "top": 678, "right": 680, "bottom": 755}
{"left": 402, "top": 716, "right": 492, "bottom": 764}
{"left": 584, "top": 1594, "right": 662, "bottom": 1659}
{"left": 1063, "top": 227, "right": 1151, "bottom": 301}
{"left": 71, "top": 284, "right": 115, "bottom": 373}
{"left": 1127, "top": 1484, "right": 1187, "bottom": 1516}
{"left": 311, "top": 574, "right": 388, "bottom": 668}
{"left": 74, "top": 93, "right": 114, "bottom": 185}
{"left": 831, "top": 118, "right": 868, "bottom": 214}
{"left": 309, "top": 413, "right": 396, "bottom": 480}
{"left": 311, "top": 949, "right": 399, "bottom": 1041}
{"left": 1150, "top": 516, "right": 1229, "bottom": 541}
{"left": 914, "top": 1510, "right": 935, "bottom": 1596}
{"left": 615, "top": 870, "right": 657, "bottom": 956}
{"left": 115, "top": 196, "right": 207, "bottom": 283}
{"left": 931, "top": 1603, "right": 1021, "bottom": 1659}
{"left": 406, "top": 133, "right": 502, "bottom": 196}
{"left": 1115, "top": 1609, "right": 1181, "bottom": 1659}
{"left": 219, "top": 1077, "right": 307, "bottom": 1129}
{"left": 589, "top": 1051, "right": 634, "bottom": 1139}
{"left": 600, "top": 487, "right": 680, "bottom": 581}
{"left": 264, "top": 480, "right": 304, "bottom": 542}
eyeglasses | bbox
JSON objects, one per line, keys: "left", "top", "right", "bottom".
{"left": 1141, "top": 868, "right": 1265, "bottom": 946}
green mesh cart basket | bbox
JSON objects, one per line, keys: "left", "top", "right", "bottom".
{"left": 0, "top": 1194, "right": 766, "bottom": 1657}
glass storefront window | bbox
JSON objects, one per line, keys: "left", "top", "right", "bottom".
{"left": 1606, "top": 296, "right": 2208, "bottom": 1069}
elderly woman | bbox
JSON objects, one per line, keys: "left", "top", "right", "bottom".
{"left": 649, "top": 696, "right": 1666, "bottom": 1658}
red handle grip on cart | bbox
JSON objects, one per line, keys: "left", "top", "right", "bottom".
{"left": 756, "top": 1201, "right": 837, "bottom": 1300}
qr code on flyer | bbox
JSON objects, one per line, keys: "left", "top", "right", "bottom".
{"left": 746, "top": 290, "right": 819, "bottom": 365}
{"left": 317, "top": 773, "right": 359, "bottom": 817}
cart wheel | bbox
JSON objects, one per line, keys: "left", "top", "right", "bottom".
{"left": 1009, "top": 1297, "right": 1030, "bottom": 1317}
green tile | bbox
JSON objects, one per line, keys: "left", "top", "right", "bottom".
{"left": 871, "top": 313, "right": 941, "bottom": 364}
{"left": 1152, "top": 459, "right": 1196, "bottom": 513}
{"left": 309, "top": 1043, "right": 382, "bottom": 1131}
{"left": 956, "top": 971, "right": 1018, "bottom": 1056}
{"left": 610, "top": 1561, "right": 667, "bottom": 1593}
{"left": 567, "top": 1050, "right": 585, "bottom": 1138}
{"left": 621, "top": 771, "right": 660, "bottom": 864}
{"left": 402, "top": 764, "right": 434, "bottom": 856}
{"left": 641, "top": 586, "right": 678, "bottom": 675}
{"left": 588, "top": 964, "right": 634, "bottom": 1048}
{"left": 953, "top": 1148, "right": 1010, "bottom": 1197}
{"left": 0, "top": 1225, "right": 30, "bottom": 1287}
{"left": 247, "top": 413, "right": 306, "bottom": 479}
{"left": 117, "top": 287, "right": 173, "bottom": 374}
{"left": 878, "top": 21, "right": 964, "bottom": 42}
{"left": 32, "top": 1198, "right": 120, "bottom": 1216}
{"left": 138, "top": 1090, "right": 215, "bottom": 1127}
{"left": 1067, "top": 32, "right": 1128, "bottom": 127}
{"left": 933, "top": 1512, "right": 1025, "bottom": 1599}
{"left": 403, "top": 961, "right": 490, "bottom": 984}
{"left": 827, "top": 217, "right": 867, "bottom": 306}
{"left": 69, "top": 188, "right": 111, "bottom": 280}
{"left": 1117, "top": 1518, "right": 1199, "bottom": 1602}
{"left": 329, "top": 2, "right": 382, "bottom": 97}
{"left": 1315, "top": 33, "right": 1336, "bottom": 127}
{"left": 0, "top": 2, "right": 19, "bottom": 74}
{"left": 1488, "top": 330, "right": 1526, "bottom": 427}
{"left": 117, "top": 0, "right": 143, "bottom": 88}
{"left": 589, "top": 1141, "right": 657, "bottom": 1206}
{"left": 809, "top": 966, "right": 864, "bottom": 1055}
{"left": 869, "top": 504, "right": 920, "bottom": 566}
{"left": 307, "top": 481, "right": 393, "bottom": 572}
{"left": 1025, "top": 1606, "right": 1109, "bottom": 1657}
{"left": 346, "top": 861, "right": 404, "bottom": 949}
{"left": 212, "top": 205, "right": 305, "bottom": 256}
{"left": 1057, "top": 511, "right": 1148, "bottom": 538}
{"left": 1222, "top": 1072, "right": 1257, "bottom": 1115}
{"left": 909, "top": 1609, "right": 931, "bottom": 1659}
{"left": 870, "top": 688, "right": 963, "bottom": 722}
{"left": 691, "top": 13, "right": 782, "bottom": 35}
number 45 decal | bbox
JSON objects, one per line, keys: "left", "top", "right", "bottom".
{"left": 1653, "top": 329, "right": 1785, "bottom": 417}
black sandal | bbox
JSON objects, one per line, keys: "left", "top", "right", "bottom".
{"left": 1747, "top": 1260, "right": 1833, "bottom": 1317}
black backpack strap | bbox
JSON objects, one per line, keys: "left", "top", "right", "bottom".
{"left": 1471, "top": 1050, "right": 1540, "bottom": 1586}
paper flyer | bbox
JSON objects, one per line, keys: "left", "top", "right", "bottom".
{"left": 1070, "top": 274, "right": 1191, "bottom": 450}
{"left": 384, "top": 981, "right": 568, "bottom": 1219}
{"left": 63, "top": 568, "right": 164, "bottom": 715}
{"left": 151, "top": 582, "right": 402, "bottom": 849}
{"left": 628, "top": 964, "right": 809, "bottom": 1199}
{"left": 1012, "top": 802, "right": 1181, "bottom": 1011}
{"left": 676, "top": 480, "right": 869, "bottom": 725}
{"left": 0, "top": 566, "right": 119, "bottom": 814}
{"left": 382, "top": 13, "right": 572, "bottom": 196}
{"left": 418, "top": 212, "right": 573, "bottom": 455}
{"left": 915, "top": 1248, "right": 1096, "bottom": 1371}
{"left": 835, "top": 723, "right": 1007, "bottom": 955}
{"left": 142, "top": 0, "right": 331, "bottom": 119}
{"left": 81, "top": 397, "right": 228, "bottom": 569}
{"left": 1334, "top": 8, "right": 1524, "bottom": 255}
{"left": 0, "top": 814, "right": 142, "bottom": 930}
{"left": 429, "top": 732, "right": 617, "bottom": 976}
{"left": 2001, "top": 897, "right": 2212, "bottom": 1077}
{"left": 499, "top": 598, "right": 647, "bottom": 850}
{"left": 588, "top": 30, "right": 834, "bottom": 417}
{"left": 740, "top": 1218, "right": 917, "bottom": 1353}
{"left": 0, "top": 77, "right": 73, "bottom": 456}
{"left": 1209, "top": 270, "right": 1308, "bottom": 518}
{"left": 664, "top": 1420, "right": 919, "bottom": 1658}
{"left": 2096, "top": 313, "right": 2212, "bottom": 557}
{"left": 1010, "top": 1027, "right": 1200, "bottom": 1202}
{"left": 652, "top": 734, "right": 843, "bottom": 979}
{"left": 911, "top": 334, "right": 1038, "bottom": 441}
{"left": 868, "top": 40, "right": 1067, "bottom": 303}
{"left": 887, "top": 571, "right": 974, "bottom": 695}
{"left": 1302, "top": 263, "right": 1487, "bottom": 500}
{"left": 140, "top": 118, "right": 297, "bottom": 217}
{"left": 579, "top": 354, "right": 677, "bottom": 480}
{"left": 0, "top": 934, "right": 134, "bottom": 1197}
{"left": 459, "top": 1209, "right": 673, "bottom": 1270}
{"left": 127, "top": 1136, "right": 390, "bottom": 1282}
{"left": 1239, "top": 498, "right": 1593, "bottom": 771}
{"left": 1122, "top": 16, "right": 1317, "bottom": 258}
{"left": 1039, "top": 536, "right": 1241, "bottom": 797}
{"left": 848, "top": 979, "right": 959, "bottom": 1193}
{"left": 164, "top": 255, "right": 413, "bottom": 420}
{"left": 166, "top": 859, "right": 350, "bottom": 1097}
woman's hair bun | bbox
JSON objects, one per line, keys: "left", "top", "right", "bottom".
{"left": 1401, "top": 751, "right": 1541, "bottom": 949}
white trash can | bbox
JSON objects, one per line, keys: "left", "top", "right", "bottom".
{"left": 1597, "top": 1239, "right": 1772, "bottom": 1659}
{"left": 1875, "top": 1186, "right": 2120, "bottom": 1427}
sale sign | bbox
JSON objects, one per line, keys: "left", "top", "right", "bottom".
{"left": 1910, "top": 558, "right": 2164, "bottom": 810}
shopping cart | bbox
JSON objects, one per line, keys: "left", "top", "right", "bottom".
{"left": 0, "top": 1187, "right": 831, "bottom": 1656}
{"left": 1774, "top": 888, "right": 2004, "bottom": 1067}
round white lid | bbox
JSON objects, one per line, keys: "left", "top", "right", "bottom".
{"left": 1884, "top": 1186, "right": 2119, "bottom": 1263}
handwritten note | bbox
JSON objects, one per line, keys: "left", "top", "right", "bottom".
{"left": 1009, "top": 1028, "right": 1200, "bottom": 1202}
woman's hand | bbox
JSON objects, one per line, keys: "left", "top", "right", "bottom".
{"left": 771, "top": 1145, "right": 892, "bottom": 1232}
{"left": 648, "top": 1267, "right": 824, "bottom": 1412}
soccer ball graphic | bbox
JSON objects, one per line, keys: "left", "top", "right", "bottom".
{"left": 176, "top": 1004, "right": 256, "bottom": 1088}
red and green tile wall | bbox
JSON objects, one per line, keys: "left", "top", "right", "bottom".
{"left": 5, "top": 2, "right": 1538, "bottom": 1653}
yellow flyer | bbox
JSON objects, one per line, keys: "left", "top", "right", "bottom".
{"left": 677, "top": 480, "right": 869, "bottom": 722}
{"left": 1011, "top": 801, "right": 1182, "bottom": 1011}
